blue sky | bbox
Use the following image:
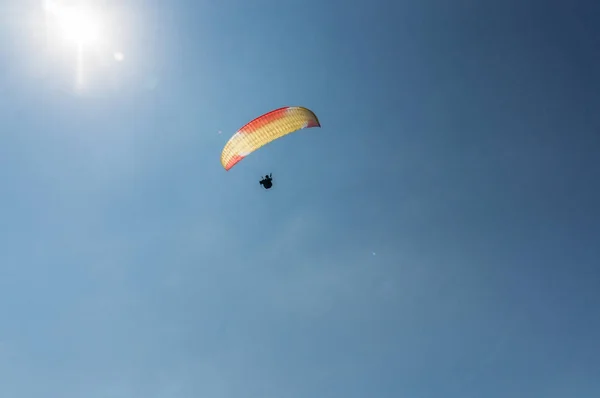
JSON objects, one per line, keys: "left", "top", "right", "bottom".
{"left": 1, "top": 0, "right": 599, "bottom": 397}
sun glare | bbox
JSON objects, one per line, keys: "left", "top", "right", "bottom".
{"left": 60, "top": 8, "right": 101, "bottom": 45}
{"left": 44, "top": 1, "right": 103, "bottom": 46}
{"left": 38, "top": 0, "right": 130, "bottom": 93}
{"left": 40, "top": 0, "right": 126, "bottom": 92}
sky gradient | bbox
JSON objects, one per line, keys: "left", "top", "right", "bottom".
{"left": 1, "top": 0, "right": 599, "bottom": 397}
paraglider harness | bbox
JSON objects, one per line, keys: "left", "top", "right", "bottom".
{"left": 259, "top": 174, "right": 273, "bottom": 189}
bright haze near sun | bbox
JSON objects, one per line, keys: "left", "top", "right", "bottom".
{"left": 44, "top": 0, "right": 101, "bottom": 45}
{"left": 39, "top": 0, "right": 126, "bottom": 93}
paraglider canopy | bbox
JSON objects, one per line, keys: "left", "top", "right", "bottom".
{"left": 220, "top": 106, "right": 321, "bottom": 171}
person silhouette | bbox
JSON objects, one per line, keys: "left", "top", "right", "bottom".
{"left": 259, "top": 173, "right": 273, "bottom": 189}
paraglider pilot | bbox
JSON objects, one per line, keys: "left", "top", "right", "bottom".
{"left": 259, "top": 174, "right": 273, "bottom": 189}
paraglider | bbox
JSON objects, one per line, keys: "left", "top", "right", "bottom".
{"left": 220, "top": 106, "right": 321, "bottom": 171}
{"left": 259, "top": 174, "right": 273, "bottom": 189}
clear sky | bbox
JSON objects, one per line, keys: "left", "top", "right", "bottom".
{"left": 1, "top": 0, "right": 599, "bottom": 397}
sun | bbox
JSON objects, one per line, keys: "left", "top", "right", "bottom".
{"left": 41, "top": 0, "right": 119, "bottom": 91}
{"left": 60, "top": 7, "right": 101, "bottom": 45}
{"left": 44, "top": 0, "right": 103, "bottom": 46}
{"left": 38, "top": 0, "right": 128, "bottom": 93}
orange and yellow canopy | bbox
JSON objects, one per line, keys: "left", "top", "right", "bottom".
{"left": 220, "top": 106, "right": 321, "bottom": 171}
